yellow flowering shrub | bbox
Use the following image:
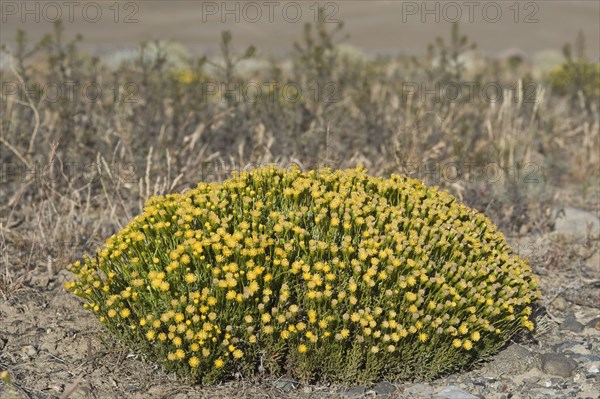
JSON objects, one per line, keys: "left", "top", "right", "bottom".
{"left": 547, "top": 61, "right": 600, "bottom": 99}
{"left": 66, "top": 166, "right": 540, "bottom": 383}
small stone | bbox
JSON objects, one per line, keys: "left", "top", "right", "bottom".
{"left": 540, "top": 353, "right": 578, "bottom": 378}
{"left": 21, "top": 345, "right": 37, "bottom": 357}
{"left": 372, "top": 381, "right": 396, "bottom": 395}
{"left": 434, "top": 385, "right": 480, "bottom": 399}
{"left": 554, "top": 207, "right": 600, "bottom": 236}
{"left": 29, "top": 275, "right": 50, "bottom": 288}
{"left": 530, "top": 387, "right": 558, "bottom": 397}
{"left": 49, "top": 384, "right": 64, "bottom": 393}
{"left": 561, "top": 313, "right": 584, "bottom": 333}
{"left": 302, "top": 386, "right": 313, "bottom": 394}
{"left": 552, "top": 296, "right": 568, "bottom": 312}
{"left": 523, "top": 376, "right": 541, "bottom": 385}
{"left": 568, "top": 353, "right": 600, "bottom": 363}
{"left": 272, "top": 379, "right": 299, "bottom": 393}
{"left": 585, "top": 317, "right": 600, "bottom": 330}
{"left": 588, "top": 365, "right": 599, "bottom": 375}
{"left": 403, "top": 383, "right": 434, "bottom": 397}
{"left": 483, "top": 344, "right": 536, "bottom": 375}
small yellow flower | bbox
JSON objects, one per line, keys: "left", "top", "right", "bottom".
{"left": 463, "top": 340, "right": 473, "bottom": 350}
{"left": 298, "top": 344, "right": 308, "bottom": 353}
{"left": 189, "top": 356, "right": 200, "bottom": 368}
{"left": 159, "top": 281, "right": 170, "bottom": 291}
{"left": 146, "top": 330, "right": 156, "bottom": 341}
{"left": 233, "top": 349, "right": 243, "bottom": 359}
{"left": 452, "top": 339, "right": 462, "bottom": 348}
{"left": 214, "top": 358, "right": 224, "bottom": 368}
{"left": 120, "top": 308, "right": 131, "bottom": 318}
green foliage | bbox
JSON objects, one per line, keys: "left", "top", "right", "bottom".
{"left": 547, "top": 31, "right": 600, "bottom": 102}
{"left": 67, "top": 167, "right": 540, "bottom": 384}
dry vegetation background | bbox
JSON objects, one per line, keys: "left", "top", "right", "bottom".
{"left": 0, "top": 1, "right": 599, "bottom": 398}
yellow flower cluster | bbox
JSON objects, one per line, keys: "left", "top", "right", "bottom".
{"left": 66, "top": 166, "right": 540, "bottom": 383}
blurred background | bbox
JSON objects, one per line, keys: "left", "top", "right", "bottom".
{"left": 2, "top": 1, "right": 599, "bottom": 59}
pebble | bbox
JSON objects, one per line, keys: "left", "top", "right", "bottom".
{"left": 434, "top": 385, "right": 480, "bottom": 399}
{"left": 403, "top": 383, "right": 434, "bottom": 396}
{"left": 552, "top": 296, "right": 568, "bottom": 312}
{"left": 49, "top": 384, "right": 64, "bottom": 393}
{"left": 272, "top": 379, "right": 299, "bottom": 392}
{"left": 372, "top": 381, "right": 396, "bottom": 395}
{"left": 540, "top": 353, "right": 578, "bottom": 378}
{"left": 568, "top": 353, "right": 600, "bottom": 363}
{"left": 21, "top": 345, "right": 37, "bottom": 357}
{"left": 553, "top": 207, "right": 600, "bottom": 236}
{"left": 560, "top": 313, "right": 584, "bottom": 333}
{"left": 588, "top": 365, "right": 599, "bottom": 375}
{"left": 530, "top": 387, "right": 557, "bottom": 397}
{"left": 585, "top": 317, "right": 600, "bottom": 330}
{"left": 483, "top": 344, "right": 536, "bottom": 375}
{"left": 339, "top": 386, "right": 366, "bottom": 397}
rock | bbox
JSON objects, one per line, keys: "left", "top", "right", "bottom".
{"left": 540, "top": 353, "right": 578, "bottom": 378}
{"left": 434, "top": 385, "right": 480, "bottom": 399}
{"left": 585, "top": 317, "right": 600, "bottom": 330}
{"left": 588, "top": 365, "right": 599, "bottom": 375}
{"left": 522, "top": 376, "right": 541, "bottom": 385}
{"left": 21, "top": 345, "right": 37, "bottom": 357}
{"left": 530, "top": 387, "right": 558, "bottom": 397}
{"left": 483, "top": 344, "right": 537, "bottom": 375}
{"left": 28, "top": 275, "right": 50, "bottom": 288}
{"left": 372, "top": 381, "right": 396, "bottom": 395}
{"left": 552, "top": 296, "right": 568, "bottom": 312}
{"left": 403, "top": 383, "right": 434, "bottom": 397}
{"left": 554, "top": 207, "right": 600, "bottom": 236}
{"left": 561, "top": 313, "right": 585, "bottom": 333}
{"left": 564, "top": 281, "right": 600, "bottom": 309}
{"left": 568, "top": 353, "right": 600, "bottom": 363}
{"left": 339, "top": 386, "right": 366, "bottom": 397}
{"left": 272, "top": 379, "right": 299, "bottom": 392}
{"left": 49, "top": 384, "right": 64, "bottom": 393}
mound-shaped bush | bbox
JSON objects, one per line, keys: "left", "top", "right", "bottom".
{"left": 66, "top": 167, "right": 540, "bottom": 383}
